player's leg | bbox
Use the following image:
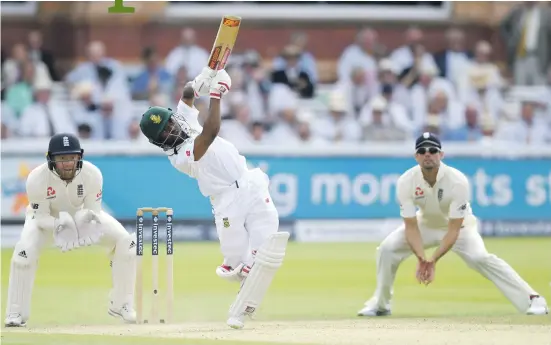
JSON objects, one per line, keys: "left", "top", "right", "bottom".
{"left": 226, "top": 168, "right": 288, "bottom": 329}
{"left": 452, "top": 225, "right": 548, "bottom": 315}
{"left": 358, "top": 225, "right": 441, "bottom": 316}
{"left": 93, "top": 211, "right": 137, "bottom": 323}
{"left": 213, "top": 201, "right": 249, "bottom": 282}
{"left": 5, "top": 216, "right": 50, "bottom": 326}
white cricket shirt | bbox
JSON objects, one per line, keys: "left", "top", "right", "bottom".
{"left": 396, "top": 162, "right": 476, "bottom": 230}
{"left": 168, "top": 101, "right": 248, "bottom": 197}
{"left": 26, "top": 161, "right": 103, "bottom": 231}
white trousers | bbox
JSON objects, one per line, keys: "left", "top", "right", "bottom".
{"left": 6, "top": 210, "right": 133, "bottom": 319}
{"left": 211, "top": 168, "right": 279, "bottom": 268}
{"left": 368, "top": 224, "right": 539, "bottom": 313}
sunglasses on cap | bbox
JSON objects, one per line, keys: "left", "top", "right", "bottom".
{"left": 416, "top": 147, "right": 440, "bottom": 155}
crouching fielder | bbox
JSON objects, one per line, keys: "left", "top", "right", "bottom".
{"left": 5, "top": 133, "right": 137, "bottom": 327}
{"left": 358, "top": 133, "right": 548, "bottom": 317}
{"left": 139, "top": 67, "right": 289, "bottom": 329}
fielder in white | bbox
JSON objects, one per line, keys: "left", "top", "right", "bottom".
{"left": 358, "top": 132, "right": 549, "bottom": 317}
{"left": 5, "top": 133, "right": 138, "bottom": 327}
{"left": 139, "top": 67, "right": 289, "bottom": 329}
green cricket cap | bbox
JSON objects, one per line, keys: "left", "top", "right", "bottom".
{"left": 140, "top": 106, "right": 173, "bottom": 142}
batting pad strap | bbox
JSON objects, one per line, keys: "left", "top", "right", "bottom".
{"left": 227, "top": 232, "right": 290, "bottom": 318}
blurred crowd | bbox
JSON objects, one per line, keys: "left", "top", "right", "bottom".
{"left": 1, "top": 2, "right": 551, "bottom": 147}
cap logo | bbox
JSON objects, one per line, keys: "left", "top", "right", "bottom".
{"left": 423, "top": 132, "right": 430, "bottom": 139}
{"left": 150, "top": 114, "right": 161, "bottom": 124}
{"left": 62, "top": 136, "right": 70, "bottom": 147}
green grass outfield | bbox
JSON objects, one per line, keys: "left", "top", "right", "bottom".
{"left": 1, "top": 238, "right": 550, "bottom": 345}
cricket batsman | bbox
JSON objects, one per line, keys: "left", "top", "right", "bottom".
{"left": 139, "top": 67, "right": 290, "bottom": 329}
{"left": 357, "top": 132, "right": 549, "bottom": 317}
{"left": 5, "top": 133, "right": 138, "bottom": 327}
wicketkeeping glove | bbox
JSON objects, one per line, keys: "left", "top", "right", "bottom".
{"left": 53, "top": 212, "right": 80, "bottom": 253}
{"left": 74, "top": 209, "right": 104, "bottom": 247}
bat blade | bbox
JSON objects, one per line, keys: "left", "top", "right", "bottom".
{"left": 207, "top": 15, "right": 242, "bottom": 72}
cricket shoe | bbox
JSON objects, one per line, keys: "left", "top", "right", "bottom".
{"left": 227, "top": 315, "right": 245, "bottom": 329}
{"left": 357, "top": 299, "right": 392, "bottom": 317}
{"left": 526, "top": 295, "right": 549, "bottom": 315}
{"left": 108, "top": 303, "right": 137, "bottom": 323}
{"left": 227, "top": 306, "right": 256, "bottom": 329}
{"left": 5, "top": 313, "right": 26, "bottom": 327}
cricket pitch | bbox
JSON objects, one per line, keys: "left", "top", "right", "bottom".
{"left": 4, "top": 319, "right": 550, "bottom": 345}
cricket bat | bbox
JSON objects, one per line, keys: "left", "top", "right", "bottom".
{"left": 207, "top": 15, "right": 242, "bottom": 75}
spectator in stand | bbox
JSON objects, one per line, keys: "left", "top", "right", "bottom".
{"left": 272, "top": 45, "right": 315, "bottom": 99}
{"left": 295, "top": 110, "right": 328, "bottom": 146}
{"left": 18, "top": 78, "right": 76, "bottom": 138}
{"left": 377, "top": 58, "right": 410, "bottom": 110}
{"left": 77, "top": 123, "right": 92, "bottom": 140}
{"left": 220, "top": 101, "right": 255, "bottom": 147}
{"left": 27, "top": 30, "right": 59, "bottom": 81}
{"left": 240, "top": 50, "right": 271, "bottom": 123}
{"left": 2, "top": 43, "right": 52, "bottom": 91}
{"left": 361, "top": 96, "right": 406, "bottom": 142}
{"left": 442, "top": 104, "right": 484, "bottom": 142}
{"left": 335, "top": 66, "right": 372, "bottom": 119}
{"left": 4, "top": 60, "right": 36, "bottom": 117}
{"left": 458, "top": 40, "right": 503, "bottom": 104}
{"left": 311, "top": 91, "right": 361, "bottom": 143}
{"left": 65, "top": 41, "right": 130, "bottom": 105}
{"left": 462, "top": 62, "right": 504, "bottom": 124}
{"left": 169, "top": 66, "right": 190, "bottom": 107}
{"left": 390, "top": 26, "right": 436, "bottom": 77}
{"left": 250, "top": 121, "right": 268, "bottom": 145}
{"left": 165, "top": 27, "right": 209, "bottom": 79}
{"left": 409, "top": 61, "right": 456, "bottom": 131}
{"left": 273, "top": 31, "right": 318, "bottom": 84}
{"left": 131, "top": 47, "right": 173, "bottom": 101}
{"left": 337, "top": 28, "right": 379, "bottom": 95}
{"left": 495, "top": 100, "right": 548, "bottom": 145}
{"left": 267, "top": 106, "right": 301, "bottom": 145}
{"left": 433, "top": 28, "right": 472, "bottom": 87}
{"left": 500, "top": 2, "right": 551, "bottom": 86}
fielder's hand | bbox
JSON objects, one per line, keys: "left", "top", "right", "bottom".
{"left": 209, "top": 69, "right": 231, "bottom": 99}
{"left": 74, "top": 209, "right": 104, "bottom": 247}
{"left": 53, "top": 212, "right": 80, "bottom": 253}
{"left": 416, "top": 258, "right": 435, "bottom": 285}
{"left": 191, "top": 67, "right": 217, "bottom": 97}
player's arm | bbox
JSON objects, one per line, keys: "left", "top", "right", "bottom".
{"left": 82, "top": 164, "right": 103, "bottom": 213}
{"left": 192, "top": 69, "right": 231, "bottom": 161}
{"left": 397, "top": 177, "right": 425, "bottom": 260}
{"left": 26, "top": 174, "right": 55, "bottom": 230}
{"left": 430, "top": 182, "right": 469, "bottom": 263}
{"left": 26, "top": 172, "right": 79, "bottom": 251}
{"left": 181, "top": 82, "right": 196, "bottom": 105}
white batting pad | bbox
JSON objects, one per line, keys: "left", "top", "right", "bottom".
{"left": 6, "top": 242, "right": 39, "bottom": 320}
{"left": 111, "top": 233, "right": 137, "bottom": 309}
{"left": 228, "top": 232, "right": 290, "bottom": 318}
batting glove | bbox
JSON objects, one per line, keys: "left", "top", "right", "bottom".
{"left": 191, "top": 67, "right": 217, "bottom": 97}
{"left": 209, "top": 69, "right": 232, "bottom": 99}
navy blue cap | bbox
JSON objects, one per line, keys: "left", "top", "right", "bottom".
{"left": 415, "top": 132, "right": 441, "bottom": 150}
